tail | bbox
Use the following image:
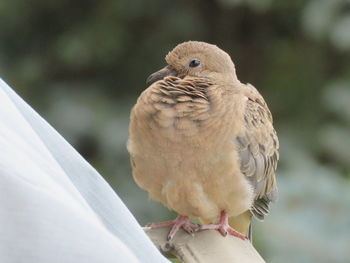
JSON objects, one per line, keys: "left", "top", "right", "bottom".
{"left": 228, "top": 210, "right": 253, "bottom": 242}
{"left": 248, "top": 223, "right": 253, "bottom": 242}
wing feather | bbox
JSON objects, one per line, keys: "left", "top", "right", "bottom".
{"left": 237, "top": 84, "right": 279, "bottom": 220}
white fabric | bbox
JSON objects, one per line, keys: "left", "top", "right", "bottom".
{"left": 0, "top": 79, "right": 169, "bottom": 263}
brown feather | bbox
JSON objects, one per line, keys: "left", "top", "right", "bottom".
{"left": 237, "top": 84, "right": 279, "bottom": 220}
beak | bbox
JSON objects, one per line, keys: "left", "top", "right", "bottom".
{"left": 146, "top": 65, "right": 178, "bottom": 86}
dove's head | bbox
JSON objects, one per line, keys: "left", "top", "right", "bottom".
{"left": 146, "top": 41, "right": 238, "bottom": 86}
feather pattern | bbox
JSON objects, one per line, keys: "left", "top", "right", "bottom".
{"left": 237, "top": 84, "right": 279, "bottom": 220}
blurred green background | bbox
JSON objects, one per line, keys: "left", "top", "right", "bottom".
{"left": 1, "top": 0, "right": 350, "bottom": 262}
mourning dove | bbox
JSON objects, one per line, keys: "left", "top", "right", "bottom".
{"left": 128, "top": 41, "right": 279, "bottom": 241}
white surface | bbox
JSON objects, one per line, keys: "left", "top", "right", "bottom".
{"left": 0, "top": 79, "right": 169, "bottom": 263}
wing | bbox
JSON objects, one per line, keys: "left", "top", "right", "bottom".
{"left": 236, "top": 84, "right": 279, "bottom": 220}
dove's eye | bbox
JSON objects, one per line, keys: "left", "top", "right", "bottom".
{"left": 189, "top": 58, "right": 201, "bottom": 68}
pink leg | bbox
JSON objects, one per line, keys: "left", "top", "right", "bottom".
{"left": 200, "top": 211, "right": 248, "bottom": 240}
{"left": 147, "top": 215, "right": 199, "bottom": 241}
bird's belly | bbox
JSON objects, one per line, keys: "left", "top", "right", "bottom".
{"left": 130, "top": 129, "right": 254, "bottom": 222}
{"left": 129, "top": 90, "right": 253, "bottom": 222}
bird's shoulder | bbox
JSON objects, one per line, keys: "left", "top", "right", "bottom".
{"left": 132, "top": 76, "right": 217, "bottom": 128}
{"left": 148, "top": 76, "right": 213, "bottom": 99}
{"left": 135, "top": 76, "right": 215, "bottom": 112}
{"left": 241, "top": 83, "right": 273, "bottom": 121}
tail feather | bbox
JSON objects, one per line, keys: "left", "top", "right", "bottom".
{"left": 251, "top": 198, "right": 270, "bottom": 220}
{"left": 248, "top": 223, "right": 253, "bottom": 242}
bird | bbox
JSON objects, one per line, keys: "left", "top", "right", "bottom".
{"left": 127, "top": 41, "right": 279, "bottom": 241}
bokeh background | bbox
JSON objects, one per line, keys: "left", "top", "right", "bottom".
{"left": 1, "top": 0, "right": 350, "bottom": 262}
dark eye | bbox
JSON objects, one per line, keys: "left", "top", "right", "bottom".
{"left": 189, "top": 58, "right": 201, "bottom": 68}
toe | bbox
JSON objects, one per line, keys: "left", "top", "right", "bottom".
{"left": 227, "top": 228, "right": 247, "bottom": 240}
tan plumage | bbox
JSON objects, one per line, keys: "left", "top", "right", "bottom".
{"left": 128, "top": 41, "right": 279, "bottom": 240}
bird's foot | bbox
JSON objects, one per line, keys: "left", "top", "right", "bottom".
{"left": 200, "top": 223, "right": 247, "bottom": 240}
{"left": 147, "top": 215, "right": 199, "bottom": 241}
{"left": 199, "top": 211, "right": 248, "bottom": 240}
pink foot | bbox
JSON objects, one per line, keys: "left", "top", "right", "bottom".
{"left": 147, "top": 215, "right": 199, "bottom": 241}
{"left": 200, "top": 211, "right": 248, "bottom": 240}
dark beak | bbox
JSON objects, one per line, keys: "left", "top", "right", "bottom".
{"left": 146, "top": 65, "right": 178, "bottom": 86}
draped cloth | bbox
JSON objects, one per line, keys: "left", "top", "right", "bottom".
{"left": 0, "top": 79, "right": 168, "bottom": 263}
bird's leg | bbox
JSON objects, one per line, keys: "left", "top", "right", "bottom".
{"left": 147, "top": 215, "right": 199, "bottom": 241}
{"left": 200, "top": 211, "right": 248, "bottom": 240}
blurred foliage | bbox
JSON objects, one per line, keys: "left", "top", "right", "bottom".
{"left": 1, "top": 0, "right": 350, "bottom": 262}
